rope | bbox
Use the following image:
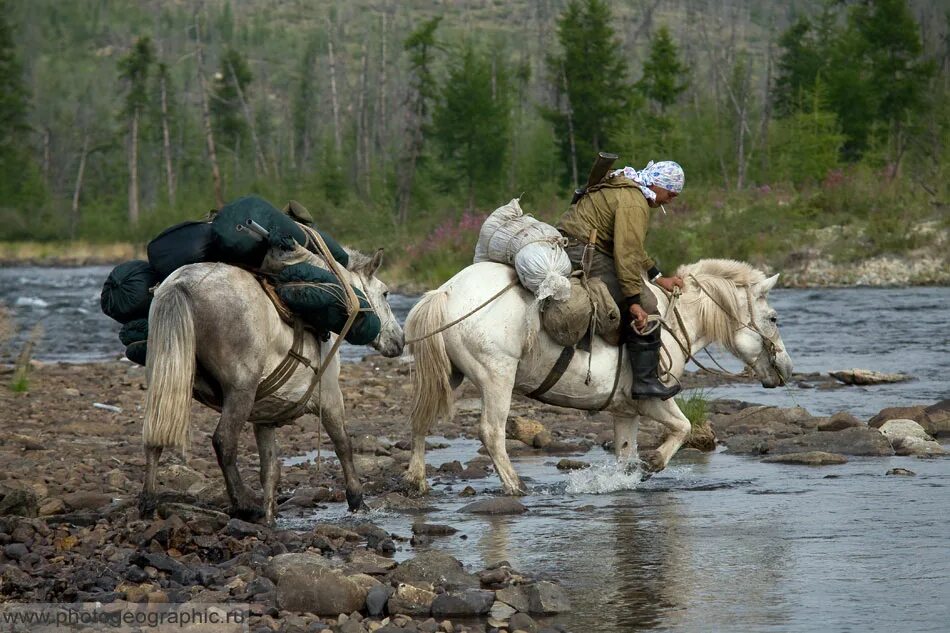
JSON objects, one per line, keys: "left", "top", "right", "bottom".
{"left": 405, "top": 279, "right": 520, "bottom": 345}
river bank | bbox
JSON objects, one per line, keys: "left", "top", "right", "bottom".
{"left": 1, "top": 357, "right": 947, "bottom": 632}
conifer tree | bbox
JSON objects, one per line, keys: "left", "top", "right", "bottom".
{"left": 118, "top": 36, "right": 154, "bottom": 226}
{"left": 638, "top": 26, "right": 688, "bottom": 116}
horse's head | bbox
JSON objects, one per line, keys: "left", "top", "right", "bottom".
{"left": 348, "top": 248, "right": 405, "bottom": 358}
{"left": 731, "top": 273, "right": 794, "bottom": 388}
{"left": 679, "top": 260, "right": 793, "bottom": 388}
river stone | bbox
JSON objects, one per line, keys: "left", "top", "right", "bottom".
{"left": 886, "top": 468, "right": 916, "bottom": 476}
{"left": 347, "top": 549, "right": 398, "bottom": 574}
{"left": 761, "top": 451, "right": 848, "bottom": 465}
{"left": 0, "top": 487, "right": 38, "bottom": 517}
{"left": 868, "top": 406, "right": 928, "bottom": 429}
{"left": 157, "top": 464, "right": 207, "bottom": 492}
{"left": 892, "top": 436, "right": 946, "bottom": 457}
{"left": 879, "top": 419, "right": 933, "bottom": 443}
{"left": 490, "top": 601, "right": 517, "bottom": 620}
{"left": 710, "top": 405, "right": 815, "bottom": 439}
{"left": 721, "top": 434, "right": 774, "bottom": 455}
{"left": 387, "top": 583, "right": 436, "bottom": 616}
{"left": 370, "top": 493, "right": 437, "bottom": 514}
{"left": 265, "top": 553, "right": 365, "bottom": 615}
{"left": 411, "top": 523, "right": 458, "bottom": 536}
{"left": 509, "top": 612, "right": 540, "bottom": 633}
{"left": 556, "top": 459, "right": 589, "bottom": 471}
{"left": 507, "top": 417, "right": 546, "bottom": 445}
{"left": 829, "top": 369, "right": 910, "bottom": 385}
{"left": 366, "top": 584, "right": 394, "bottom": 616}
{"left": 459, "top": 498, "right": 528, "bottom": 515}
{"left": 923, "top": 400, "right": 950, "bottom": 437}
{"left": 157, "top": 503, "right": 230, "bottom": 528}
{"left": 430, "top": 589, "right": 495, "bottom": 617}
{"left": 817, "top": 412, "right": 864, "bottom": 432}
{"left": 526, "top": 581, "right": 571, "bottom": 615}
{"left": 769, "top": 427, "right": 894, "bottom": 456}
{"left": 496, "top": 586, "right": 531, "bottom": 612}
{"left": 62, "top": 491, "right": 113, "bottom": 511}
{"left": 388, "top": 551, "right": 477, "bottom": 590}
{"left": 684, "top": 420, "right": 717, "bottom": 451}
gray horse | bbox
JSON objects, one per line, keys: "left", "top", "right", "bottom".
{"left": 140, "top": 249, "right": 404, "bottom": 524}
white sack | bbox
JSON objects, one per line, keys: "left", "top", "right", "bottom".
{"left": 474, "top": 198, "right": 572, "bottom": 301}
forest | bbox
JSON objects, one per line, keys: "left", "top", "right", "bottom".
{"left": 0, "top": 0, "right": 946, "bottom": 284}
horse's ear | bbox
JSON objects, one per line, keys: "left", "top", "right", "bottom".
{"left": 367, "top": 248, "right": 384, "bottom": 276}
{"left": 756, "top": 274, "right": 779, "bottom": 295}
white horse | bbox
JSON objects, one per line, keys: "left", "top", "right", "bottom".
{"left": 404, "top": 259, "right": 793, "bottom": 495}
{"left": 141, "top": 249, "right": 404, "bottom": 524}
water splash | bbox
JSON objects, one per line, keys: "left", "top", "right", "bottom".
{"left": 565, "top": 459, "right": 646, "bottom": 494}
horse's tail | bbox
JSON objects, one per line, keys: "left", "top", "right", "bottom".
{"left": 143, "top": 282, "right": 196, "bottom": 451}
{"left": 406, "top": 289, "right": 454, "bottom": 438}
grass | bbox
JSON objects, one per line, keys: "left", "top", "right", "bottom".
{"left": 8, "top": 322, "right": 42, "bottom": 394}
{"left": 675, "top": 389, "right": 710, "bottom": 428}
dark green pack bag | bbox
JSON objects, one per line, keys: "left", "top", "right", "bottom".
{"left": 275, "top": 263, "right": 381, "bottom": 345}
{"left": 119, "top": 318, "right": 149, "bottom": 346}
{"left": 211, "top": 195, "right": 349, "bottom": 268}
{"left": 100, "top": 260, "right": 158, "bottom": 324}
{"left": 126, "top": 340, "right": 147, "bottom": 366}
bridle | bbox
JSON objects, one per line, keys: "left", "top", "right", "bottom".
{"left": 660, "top": 274, "right": 785, "bottom": 382}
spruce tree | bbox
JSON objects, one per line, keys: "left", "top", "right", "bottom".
{"left": 432, "top": 43, "right": 511, "bottom": 208}
{"left": 637, "top": 26, "right": 688, "bottom": 115}
{"left": 118, "top": 36, "right": 154, "bottom": 226}
{"left": 211, "top": 48, "right": 253, "bottom": 153}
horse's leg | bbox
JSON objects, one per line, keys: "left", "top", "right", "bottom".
{"left": 253, "top": 423, "right": 280, "bottom": 526}
{"left": 638, "top": 399, "right": 691, "bottom": 473}
{"left": 212, "top": 388, "right": 262, "bottom": 521}
{"left": 139, "top": 445, "right": 163, "bottom": 517}
{"left": 612, "top": 412, "right": 640, "bottom": 470}
{"left": 320, "top": 385, "right": 364, "bottom": 512}
{"left": 473, "top": 363, "right": 524, "bottom": 495}
{"left": 406, "top": 370, "right": 463, "bottom": 495}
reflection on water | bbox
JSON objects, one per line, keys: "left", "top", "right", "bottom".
{"left": 297, "top": 441, "right": 950, "bottom": 633}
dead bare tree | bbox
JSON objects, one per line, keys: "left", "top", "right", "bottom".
{"left": 194, "top": 15, "right": 224, "bottom": 208}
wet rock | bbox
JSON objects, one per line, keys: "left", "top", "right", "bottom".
{"left": 411, "top": 523, "right": 458, "bottom": 536}
{"left": 555, "top": 459, "right": 589, "bottom": 471}
{"left": 279, "top": 486, "right": 333, "bottom": 509}
{"left": 347, "top": 549, "right": 398, "bottom": 574}
{"left": 711, "top": 405, "right": 815, "bottom": 439}
{"left": 886, "top": 468, "right": 916, "bottom": 476}
{"left": 156, "top": 503, "right": 230, "bottom": 528}
{"left": 366, "top": 584, "right": 394, "bottom": 616}
{"left": 489, "top": 601, "right": 517, "bottom": 621}
{"left": 459, "top": 498, "right": 527, "bottom": 515}
{"left": 526, "top": 581, "right": 571, "bottom": 615}
{"left": 458, "top": 486, "right": 477, "bottom": 498}
{"left": 438, "top": 460, "right": 464, "bottom": 474}
{"left": 430, "top": 589, "right": 495, "bottom": 617}
{"left": 265, "top": 553, "right": 366, "bottom": 615}
{"left": 157, "top": 464, "right": 207, "bottom": 493}
{"left": 507, "top": 417, "right": 546, "bottom": 446}
{"left": 495, "top": 586, "right": 531, "bottom": 612}
{"left": 817, "top": 412, "right": 864, "bottom": 432}
{"left": 877, "top": 420, "right": 946, "bottom": 456}
{"left": 923, "top": 400, "right": 950, "bottom": 438}
{"left": 684, "top": 421, "right": 717, "bottom": 451}
{"left": 721, "top": 434, "right": 773, "bottom": 455}
{"left": 226, "top": 518, "right": 268, "bottom": 540}
{"left": 829, "top": 369, "right": 910, "bottom": 385}
{"left": 509, "top": 612, "right": 540, "bottom": 633}
{"left": 478, "top": 439, "right": 535, "bottom": 457}
{"left": 370, "top": 493, "right": 437, "bottom": 514}
{"left": 387, "top": 551, "right": 478, "bottom": 590}
{"left": 532, "top": 430, "right": 554, "bottom": 449}
{"left": 478, "top": 567, "right": 511, "bottom": 589}
{"left": 769, "top": 427, "right": 894, "bottom": 457}
{"left": 0, "top": 486, "right": 38, "bottom": 517}
{"left": 387, "top": 583, "right": 436, "bottom": 616}
{"left": 761, "top": 451, "right": 848, "bottom": 466}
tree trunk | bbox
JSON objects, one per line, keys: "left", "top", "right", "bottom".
{"left": 228, "top": 59, "right": 268, "bottom": 178}
{"left": 561, "top": 66, "right": 578, "bottom": 187}
{"left": 71, "top": 135, "right": 89, "bottom": 240}
{"left": 356, "top": 42, "right": 369, "bottom": 193}
{"left": 128, "top": 110, "right": 140, "bottom": 226}
{"left": 377, "top": 10, "right": 388, "bottom": 155}
{"left": 195, "top": 17, "right": 224, "bottom": 208}
{"left": 43, "top": 128, "right": 51, "bottom": 188}
{"left": 160, "top": 72, "right": 176, "bottom": 203}
{"left": 326, "top": 20, "right": 342, "bottom": 154}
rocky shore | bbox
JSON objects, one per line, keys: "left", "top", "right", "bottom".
{"left": 1, "top": 357, "right": 946, "bottom": 632}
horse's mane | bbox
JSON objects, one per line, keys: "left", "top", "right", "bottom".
{"left": 674, "top": 259, "right": 768, "bottom": 353}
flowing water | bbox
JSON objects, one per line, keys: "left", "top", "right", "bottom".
{"left": 2, "top": 266, "right": 949, "bottom": 632}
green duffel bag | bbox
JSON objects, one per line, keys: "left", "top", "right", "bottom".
{"left": 275, "top": 263, "right": 381, "bottom": 346}
{"left": 119, "top": 318, "right": 149, "bottom": 347}
{"left": 100, "top": 260, "right": 158, "bottom": 324}
{"left": 126, "top": 340, "right": 147, "bottom": 366}
{"left": 211, "top": 195, "right": 349, "bottom": 268}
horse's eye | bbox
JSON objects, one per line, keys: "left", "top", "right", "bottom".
{"left": 769, "top": 315, "right": 778, "bottom": 324}
{"left": 383, "top": 291, "right": 390, "bottom": 298}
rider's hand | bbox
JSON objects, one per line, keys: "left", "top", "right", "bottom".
{"left": 655, "top": 275, "right": 685, "bottom": 293}
{"left": 628, "top": 303, "right": 649, "bottom": 332}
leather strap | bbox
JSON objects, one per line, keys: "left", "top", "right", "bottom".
{"left": 595, "top": 344, "right": 625, "bottom": 411}
{"left": 528, "top": 345, "right": 576, "bottom": 399}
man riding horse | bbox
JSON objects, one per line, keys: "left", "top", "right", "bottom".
{"left": 558, "top": 160, "right": 686, "bottom": 401}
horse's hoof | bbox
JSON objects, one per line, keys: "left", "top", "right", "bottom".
{"left": 346, "top": 489, "right": 364, "bottom": 513}
{"left": 230, "top": 506, "right": 266, "bottom": 523}
{"left": 137, "top": 494, "right": 157, "bottom": 519}
{"left": 639, "top": 450, "right": 666, "bottom": 473}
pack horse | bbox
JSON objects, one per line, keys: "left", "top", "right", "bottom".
{"left": 404, "top": 259, "right": 793, "bottom": 495}
{"left": 140, "top": 250, "right": 404, "bottom": 525}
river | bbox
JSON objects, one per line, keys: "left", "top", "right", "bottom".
{"left": 1, "top": 266, "right": 948, "bottom": 632}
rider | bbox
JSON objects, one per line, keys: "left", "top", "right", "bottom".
{"left": 557, "top": 160, "right": 685, "bottom": 400}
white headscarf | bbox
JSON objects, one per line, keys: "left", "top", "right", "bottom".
{"left": 610, "top": 160, "right": 685, "bottom": 202}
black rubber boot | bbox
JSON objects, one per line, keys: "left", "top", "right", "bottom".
{"left": 625, "top": 327, "right": 681, "bottom": 400}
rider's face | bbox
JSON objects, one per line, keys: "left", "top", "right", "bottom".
{"left": 649, "top": 185, "right": 678, "bottom": 205}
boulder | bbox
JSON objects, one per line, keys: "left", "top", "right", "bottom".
{"left": 877, "top": 419, "right": 945, "bottom": 456}
{"left": 828, "top": 369, "right": 910, "bottom": 385}
{"left": 62, "top": 491, "right": 113, "bottom": 511}
{"left": 526, "top": 581, "right": 571, "bottom": 615}
{"left": 892, "top": 436, "right": 946, "bottom": 457}
{"left": 710, "top": 405, "right": 815, "bottom": 440}
{"left": 555, "top": 459, "right": 589, "bottom": 471}
{"left": 761, "top": 451, "right": 848, "bottom": 466}
{"left": 0, "top": 486, "right": 38, "bottom": 517}
{"left": 509, "top": 612, "right": 540, "bottom": 633}
{"left": 411, "top": 523, "right": 458, "bottom": 536}
{"left": 430, "top": 589, "right": 495, "bottom": 617}
{"left": 769, "top": 427, "right": 894, "bottom": 456}
{"left": 886, "top": 468, "right": 916, "bottom": 476}
{"left": 365, "top": 584, "right": 394, "bottom": 616}
{"left": 387, "top": 583, "right": 436, "bottom": 616}
{"left": 387, "top": 551, "right": 478, "bottom": 591}
{"left": 264, "top": 553, "right": 366, "bottom": 615}
{"left": 507, "top": 417, "right": 546, "bottom": 446}
{"left": 495, "top": 586, "right": 531, "bottom": 612}
{"left": 817, "top": 412, "right": 864, "bottom": 432}
{"left": 868, "top": 406, "right": 927, "bottom": 429}
{"left": 721, "top": 434, "right": 774, "bottom": 455}
{"left": 923, "top": 400, "right": 950, "bottom": 437}
{"left": 157, "top": 464, "right": 208, "bottom": 493}
{"left": 347, "top": 549, "right": 398, "bottom": 574}
{"left": 489, "top": 600, "right": 517, "bottom": 621}
{"left": 369, "top": 493, "right": 437, "bottom": 514}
